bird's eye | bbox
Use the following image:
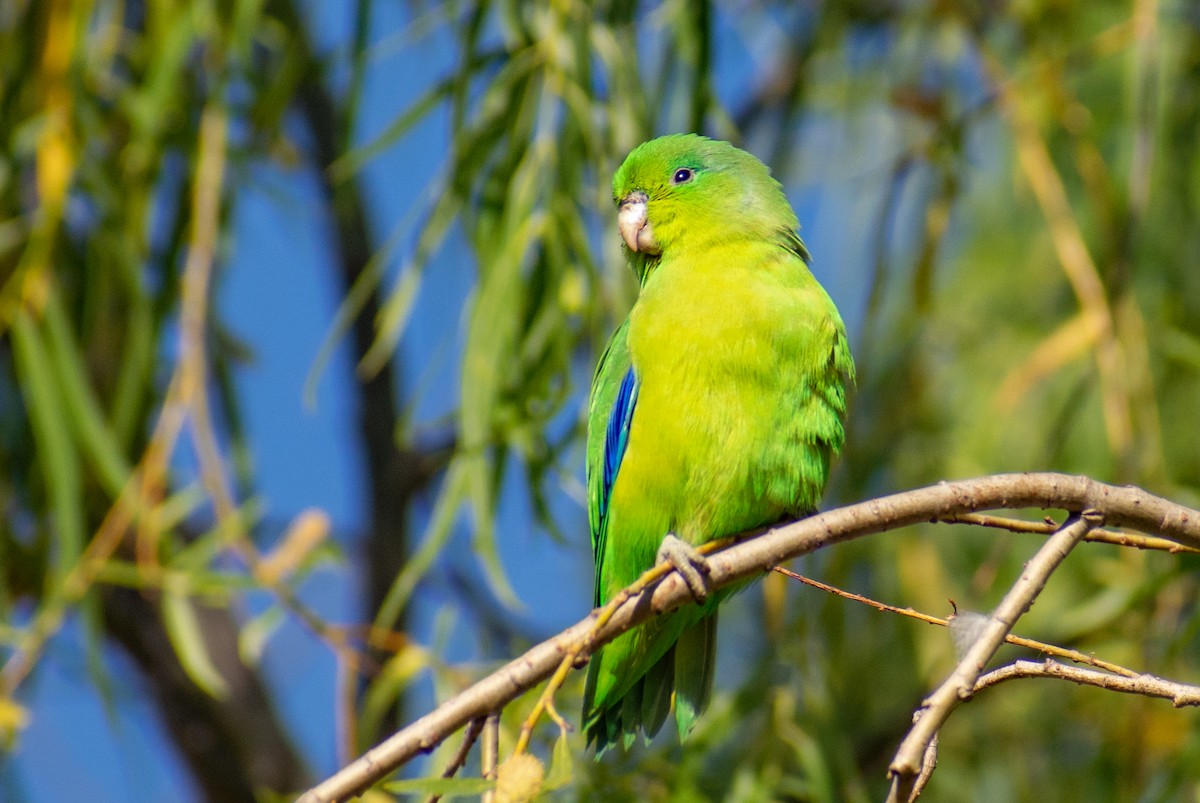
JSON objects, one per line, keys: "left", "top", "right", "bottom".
{"left": 671, "top": 167, "right": 694, "bottom": 185}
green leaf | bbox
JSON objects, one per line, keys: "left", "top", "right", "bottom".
{"left": 542, "top": 731, "right": 574, "bottom": 792}
{"left": 238, "top": 604, "right": 284, "bottom": 666}
{"left": 330, "top": 74, "right": 457, "bottom": 183}
{"left": 42, "top": 287, "right": 132, "bottom": 497}
{"left": 161, "top": 587, "right": 230, "bottom": 699}
{"left": 358, "top": 643, "right": 433, "bottom": 746}
{"left": 11, "top": 310, "right": 84, "bottom": 575}
{"left": 381, "top": 777, "right": 494, "bottom": 797}
{"left": 356, "top": 256, "right": 424, "bottom": 379}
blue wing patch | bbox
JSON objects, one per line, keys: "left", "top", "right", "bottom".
{"left": 600, "top": 366, "right": 639, "bottom": 527}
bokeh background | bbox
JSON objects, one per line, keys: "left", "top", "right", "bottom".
{"left": 3, "top": 1, "right": 1200, "bottom": 801}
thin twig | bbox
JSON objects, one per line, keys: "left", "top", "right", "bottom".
{"left": 886, "top": 510, "right": 1105, "bottom": 803}
{"left": 135, "top": 103, "right": 229, "bottom": 569}
{"left": 335, "top": 648, "right": 356, "bottom": 769}
{"left": 480, "top": 713, "right": 499, "bottom": 803}
{"left": 938, "top": 512, "right": 1061, "bottom": 534}
{"left": 973, "top": 659, "right": 1200, "bottom": 706}
{"left": 425, "top": 716, "right": 485, "bottom": 803}
{"left": 911, "top": 731, "right": 937, "bottom": 801}
{"left": 774, "top": 566, "right": 950, "bottom": 627}
{"left": 772, "top": 566, "right": 1137, "bottom": 677}
{"left": 937, "top": 513, "right": 1198, "bottom": 553}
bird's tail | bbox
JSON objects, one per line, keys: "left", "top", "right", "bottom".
{"left": 582, "top": 611, "right": 717, "bottom": 755}
{"left": 672, "top": 610, "right": 717, "bottom": 740}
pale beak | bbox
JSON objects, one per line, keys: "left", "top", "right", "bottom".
{"left": 617, "top": 191, "right": 659, "bottom": 254}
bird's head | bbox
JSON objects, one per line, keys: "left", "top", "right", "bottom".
{"left": 611, "top": 134, "right": 801, "bottom": 279}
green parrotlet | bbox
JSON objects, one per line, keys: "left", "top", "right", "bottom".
{"left": 582, "top": 134, "right": 854, "bottom": 754}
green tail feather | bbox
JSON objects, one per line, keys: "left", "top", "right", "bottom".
{"left": 640, "top": 646, "right": 675, "bottom": 739}
{"left": 673, "top": 611, "right": 717, "bottom": 741}
{"left": 583, "top": 611, "right": 717, "bottom": 756}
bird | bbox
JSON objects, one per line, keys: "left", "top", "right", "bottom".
{"left": 581, "top": 134, "right": 854, "bottom": 755}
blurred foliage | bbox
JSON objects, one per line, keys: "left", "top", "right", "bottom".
{"left": 0, "top": 0, "right": 245, "bottom": 688}
{"left": 3, "top": 0, "right": 1200, "bottom": 801}
{"left": 0, "top": 0, "right": 324, "bottom": 797}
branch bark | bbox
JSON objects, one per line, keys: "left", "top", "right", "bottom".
{"left": 297, "top": 473, "right": 1200, "bottom": 803}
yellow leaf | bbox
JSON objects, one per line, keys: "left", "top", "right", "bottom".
{"left": 257, "top": 508, "right": 330, "bottom": 585}
{"left": 0, "top": 697, "right": 30, "bottom": 748}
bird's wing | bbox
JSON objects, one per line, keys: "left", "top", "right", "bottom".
{"left": 586, "top": 319, "right": 637, "bottom": 607}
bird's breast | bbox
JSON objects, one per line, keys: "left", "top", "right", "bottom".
{"left": 618, "top": 250, "right": 803, "bottom": 540}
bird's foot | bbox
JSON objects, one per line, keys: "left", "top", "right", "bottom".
{"left": 656, "top": 534, "right": 711, "bottom": 604}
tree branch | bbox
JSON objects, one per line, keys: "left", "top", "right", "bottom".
{"left": 885, "top": 510, "right": 1103, "bottom": 803}
{"left": 973, "top": 659, "right": 1200, "bottom": 706}
{"left": 297, "top": 473, "right": 1200, "bottom": 803}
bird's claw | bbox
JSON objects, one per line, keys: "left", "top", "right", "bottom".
{"left": 656, "top": 534, "right": 711, "bottom": 604}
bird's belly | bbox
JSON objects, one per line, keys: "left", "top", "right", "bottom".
{"left": 607, "top": 341, "right": 791, "bottom": 566}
